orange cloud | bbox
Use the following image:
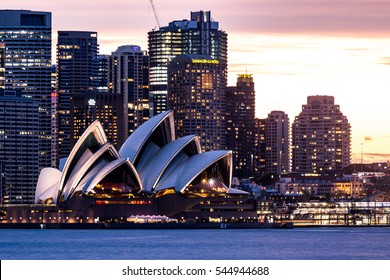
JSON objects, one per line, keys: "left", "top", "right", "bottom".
{"left": 352, "top": 153, "right": 390, "bottom": 163}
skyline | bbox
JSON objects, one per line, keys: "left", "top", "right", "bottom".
{"left": 1, "top": 0, "right": 390, "bottom": 163}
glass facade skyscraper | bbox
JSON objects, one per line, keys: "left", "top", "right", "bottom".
{"left": 57, "top": 31, "right": 98, "bottom": 159}
{"left": 148, "top": 10, "right": 227, "bottom": 115}
{"left": 95, "top": 54, "right": 110, "bottom": 93}
{"left": 0, "top": 89, "right": 39, "bottom": 204}
{"left": 168, "top": 54, "right": 226, "bottom": 152}
{"left": 109, "top": 45, "right": 150, "bottom": 145}
{"left": 71, "top": 92, "right": 123, "bottom": 148}
{"left": 0, "top": 10, "right": 52, "bottom": 195}
{"left": 0, "top": 42, "right": 4, "bottom": 89}
{"left": 226, "top": 74, "right": 256, "bottom": 179}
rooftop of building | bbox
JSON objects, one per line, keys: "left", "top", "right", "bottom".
{"left": 150, "top": 11, "right": 221, "bottom": 32}
{"left": 113, "top": 45, "right": 143, "bottom": 54}
{"left": 0, "top": 10, "right": 51, "bottom": 27}
{"left": 57, "top": 31, "right": 97, "bottom": 38}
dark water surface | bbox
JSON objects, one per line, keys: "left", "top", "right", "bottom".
{"left": 0, "top": 227, "right": 389, "bottom": 260}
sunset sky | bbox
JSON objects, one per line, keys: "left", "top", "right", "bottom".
{"left": 1, "top": 0, "right": 390, "bottom": 163}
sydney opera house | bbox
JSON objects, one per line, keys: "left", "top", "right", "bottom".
{"left": 0, "top": 111, "right": 260, "bottom": 227}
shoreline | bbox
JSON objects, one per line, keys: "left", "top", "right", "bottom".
{"left": 1, "top": 222, "right": 390, "bottom": 229}
{"left": 293, "top": 223, "right": 390, "bottom": 228}
{"left": 0, "top": 221, "right": 293, "bottom": 230}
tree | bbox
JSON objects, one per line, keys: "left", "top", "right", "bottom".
{"left": 253, "top": 172, "right": 279, "bottom": 186}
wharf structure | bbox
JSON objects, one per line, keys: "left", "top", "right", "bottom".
{"left": 271, "top": 201, "right": 390, "bottom": 227}
{"left": 0, "top": 111, "right": 274, "bottom": 228}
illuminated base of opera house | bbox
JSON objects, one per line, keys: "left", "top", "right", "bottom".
{"left": 0, "top": 111, "right": 272, "bottom": 229}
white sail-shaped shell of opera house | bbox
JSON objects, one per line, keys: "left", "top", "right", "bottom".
{"left": 4, "top": 111, "right": 258, "bottom": 226}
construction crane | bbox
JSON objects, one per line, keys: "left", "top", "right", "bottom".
{"left": 149, "top": 0, "right": 162, "bottom": 29}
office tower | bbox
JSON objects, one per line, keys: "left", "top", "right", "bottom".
{"left": 50, "top": 65, "right": 58, "bottom": 168}
{"left": 265, "top": 111, "right": 290, "bottom": 174}
{"left": 148, "top": 10, "right": 227, "bottom": 115}
{"left": 109, "top": 45, "right": 150, "bottom": 139}
{"left": 0, "top": 161, "right": 2, "bottom": 204}
{"left": 0, "top": 89, "right": 39, "bottom": 204}
{"left": 292, "top": 95, "right": 351, "bottom": 173}
{"left": 168, "top": 54, "right": 226, "bottom": 152}
{"left": 71, "top": 92, "right": 123, "bottom": 148}
{"left": 226, "top": 74, "right": 256, "bottom": 179}
{"left": 0, "top": 10, "right": 52, "bottom": 184}
{"left": 51, "top": 93, "right": 58, "bottom": 168}
{"left": 0, "top": 42, "right": 4, "bottom": 89}
{"left": 255, "top": 118, "right": 266, "bottom": 175}
{"left": 51, "top": 65, "right": 57, "bottom": 92}
{"left": 57, "top": 31, "right": 98, "bottom": 157}
{"left": 95, "top": 54, "right": 110, "bottom": 92}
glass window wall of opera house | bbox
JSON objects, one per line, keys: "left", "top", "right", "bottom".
{"left": 0, "top": 111, "right": 257, "bottom": 226}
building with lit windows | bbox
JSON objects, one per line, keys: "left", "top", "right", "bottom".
{"left": 226, "top": 74, "right": 256, "bottom": 179}
{"left": 274, "top": 174, "right": 371, "bottom": 200}
{"left": 254, "top": 118, "right": 267, "bottom": 175}
{"left": 0, "top": 42, "right": 4, "bottom": 89}
{"left": 109, "top": 45, "right": 150, "bottom": 138}
{"left": 168, "top": 54, "right": 226, "bottom": 152}
{"left": 0, "top": 9, "right": 52, "bottom": 188}
{"left": 71, "top": 92, "right": 123, "bottom": 149}
{"left": 265, "top": 111, "right": 290, "bottom": 174}
{"left": 50, "top": 65, "right": 59, "bottom": 168}
{"left": 95, "top": 54, "right": 110, "bottom": 93}
{"left": 57, "top": 31, "right": 99, "bottom": 158}
{"left": 331, "top": 176, "right": 372, "bottom": 200}
{"left": 0, "top": 89, "right": 39, "bottom": 204}
{"left": 292, "top": 96, "right": 351, "bottom": 173}
{"left": 51, "top": 92, "right": 58, "bottom": 168}
{"left": 0, "top": 110, "right": 264, "bottom": 227}
{"left": 148, "top": 10, "right": 227, "bottom": 115}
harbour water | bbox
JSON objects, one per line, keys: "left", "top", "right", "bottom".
{"left": 0, "top": 227, "right": 389, "bottom": 260}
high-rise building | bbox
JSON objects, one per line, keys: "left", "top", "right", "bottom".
{"left": 71, "top": 92, "right": 123, "bottom": 148}
{"left": 226, "top": 74, "right": 256, "bottom": 179}
{"left": 0, "top": 42, "right": 4, "bottom": 89}
{"left": 0, "top": 89, "right": 39, "bottom": 204}
{"left": 57, "top": 31, "right": 98, "bottom": 158}
{"left": 168, "top": 54, "right": 226, "bottom": 152}
{"left": 0, "top": 161, "right": 2, "bottom": 204}
{"left": 109, "top": 45, "right": 150, "bottom": 139}
{"left": 148, "top": 10, "right": 227, "bottom": 115}
{"left": 254, "top": 118, "right": 266, "bottom": 175}
{"left": 50, "top": 65, "right": 58, "bottom": 168}
{"left": 0, "top": 9, "right": 52, "bottom": 181}
{"left": 51, "top": 94, "right": 58, "bottom": 168}
{"left": 292, "top": 95, "right": 351, "bottom": 173}
{"left": 95, "top": 54, "right": 110, "bottom": 93}
{"left": 265, "top": 111, "right": 290, "bottom": 174}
